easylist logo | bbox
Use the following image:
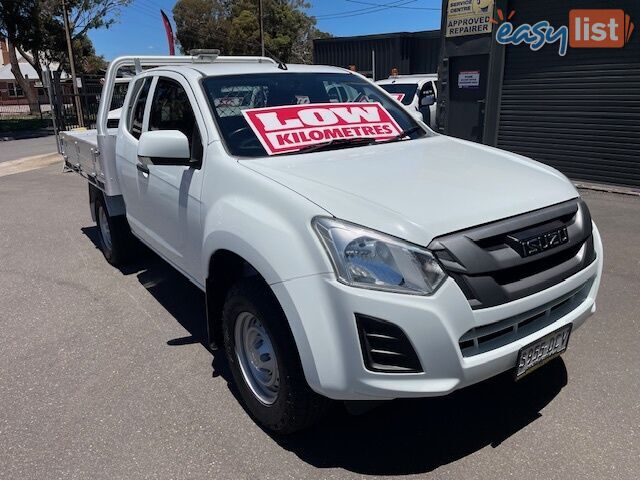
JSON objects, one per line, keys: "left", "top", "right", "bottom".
{"left": 570, "top": 9, "right": 634, "bottom": 48}
{"left": 494, "top": 8, "right": 635, "bottom": 56}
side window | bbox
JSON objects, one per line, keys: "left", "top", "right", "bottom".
{"left": 128, "top": 77, "right": 152, "bottom": 139}
{"left": 148, "top": 78, "right": 202, "bottom": 161}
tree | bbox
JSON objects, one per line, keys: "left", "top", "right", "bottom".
{"left": 173, "top": 0, "right": 330, "bottom": 64}
{"left": 0, "top": 1, "right": 40, "bottom": 114}
{"left": 47, "top": 33, "right": 107, "bottom": 74}
{"left": 0, "top": 0, "right": 128, "bottom": 114}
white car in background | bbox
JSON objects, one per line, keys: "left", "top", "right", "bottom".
{"left": 376, "top": 74, "right": 438, "bottom": 129}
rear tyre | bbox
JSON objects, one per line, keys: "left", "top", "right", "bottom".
{"left": 222, "top": 277, "right": 329, "bottom": 434}
{"left": 95, "top": 196, "right": 135, "bottom": 267}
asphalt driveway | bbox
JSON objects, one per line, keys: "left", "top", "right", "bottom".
{"left": 0, "top": 164, "right": 638, "bottom": 479}
{"left": 0, "top": 134, "right": 58, "bottom": 163}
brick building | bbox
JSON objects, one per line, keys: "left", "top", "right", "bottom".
{"left": 0, "top": 38, "right": 49, "bottom": 112}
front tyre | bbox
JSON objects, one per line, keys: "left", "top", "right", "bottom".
{"left": 222, "top": 277, "right": 329, "bottom": 434}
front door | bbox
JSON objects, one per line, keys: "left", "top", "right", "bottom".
{"left": 447, "top": 54, "right": 489, "bottom": 143}
{"left": 136, "top": 73, "right": 206, "bottom": 282}
{"left": 116, "top": 75, "right": 153, "bottom": 234}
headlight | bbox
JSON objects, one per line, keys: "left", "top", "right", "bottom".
{"left": 312, "top": 217, "right": 447, "bottom": 295}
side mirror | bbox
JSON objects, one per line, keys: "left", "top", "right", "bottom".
{"left": 410, "top": 110, "right": 424, "bottom": 123}
{"left": 420, "top": 94, "right": 435, "bottom": 107}
{"left": 138, "top": 130, "right": 191, "bottom": 165}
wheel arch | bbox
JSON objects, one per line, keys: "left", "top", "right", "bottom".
{"left": 204, "top": 242, "right": 321, "bottom": 391}
{"left": 202, "top": 227, "right": 305, "bottom": 352}
{"left": 88, "top": 183, "right": 126, "bottom": 221}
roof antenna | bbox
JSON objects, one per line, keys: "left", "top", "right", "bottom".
{"left": 267, "top": 49, "right": 288, "bottom": 70}
{"left": 252, "top": 41, "right": 287, "bottom": 70}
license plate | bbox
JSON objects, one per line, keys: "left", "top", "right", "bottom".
{"left": 515, "top": 324, "right": 572, "bottom": 380}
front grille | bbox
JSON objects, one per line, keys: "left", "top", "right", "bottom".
{"left": 459, "top": 278, "right": 593, "bottom": 357}
{"left": 356, "top": 314, "right": 422, "bottom": 373}
{"left": 429, "top": 199, "right": 596, "bottom": 309}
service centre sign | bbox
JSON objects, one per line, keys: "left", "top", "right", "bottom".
{"left": 242, "top": 103, "right": 403, "bottom": 155}
{"left": 446, "top": 0, "right": 494, "bottom": 37}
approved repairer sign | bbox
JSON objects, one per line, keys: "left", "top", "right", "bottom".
{"left": 446, "top": 0, "right": 494, "bottom": 37}
{"left": 242, "top": 102, "right": 403, "bottom": 155}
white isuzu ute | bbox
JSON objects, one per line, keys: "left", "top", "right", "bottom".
{"left": 61, "top": 53, "right": 603, "bottom": 433}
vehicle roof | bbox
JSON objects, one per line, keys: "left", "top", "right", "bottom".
{"left": 144, "top": 62, "right": 353, "bottom": 78}
{"left": 376, "top": 74, "right": 437, "bottom": 85}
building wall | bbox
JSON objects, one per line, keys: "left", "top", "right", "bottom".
{"left": 494, "top": 0, "right": 640, "bottom": 188}
{"left": 0, "top": 79, "right": 46, "bottom": 105}
{"left": 313, "top": 30, "right": 441, "bottom": 81}
{"left": 436, "top": 0, "right": 640, "bottom": 188}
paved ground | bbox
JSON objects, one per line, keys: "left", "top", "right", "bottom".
{"left": 0, "top": 135, "right": 58, "bottom": 163}
{"left": 0, "top": 164, "right": 638, "bottom": 479}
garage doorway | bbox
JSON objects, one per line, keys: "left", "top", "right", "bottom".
{"left": 447, "top": 54, "right": 489, "bottom": 143}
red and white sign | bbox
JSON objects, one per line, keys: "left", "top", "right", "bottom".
{"left": 389, "top": 93, "right": 406, "bottom": 102}
{"left": 242, "top": 102, "right": 403, "bottom": 155}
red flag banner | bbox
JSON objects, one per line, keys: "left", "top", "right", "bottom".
{"left": 161, "top": 10, "right": 175, "bottom": 56}
{"left": 242, "top": 102, "right": 403, "bottom": 155}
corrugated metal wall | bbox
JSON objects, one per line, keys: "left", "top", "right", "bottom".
{"left": 406, "top": 34, "right": 442, "bottom": 74}
{"left": 313, "top": 31, "right": 440, "bottom": 81}
{"left": 497, "top": 1, "right": 640, "bottom": 188}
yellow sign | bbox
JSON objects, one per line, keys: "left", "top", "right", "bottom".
{"left": 446, "top": 0, "right": 494, "bottom": 37}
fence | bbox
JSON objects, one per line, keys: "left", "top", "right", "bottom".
{"left": 44, "top": 71, "right": 128, "bottom": 132}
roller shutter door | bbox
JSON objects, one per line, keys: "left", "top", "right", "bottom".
{"left": 497, "top": 1, "right": 640, "bottom": 188}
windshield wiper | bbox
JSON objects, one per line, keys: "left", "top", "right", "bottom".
{"left": 380, "top": 126, "right": 425, "bottom": 144}
{"left": 293, "top": 137, "right": 376, "bottom": 154}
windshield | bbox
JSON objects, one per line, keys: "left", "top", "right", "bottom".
{"left": 202, "top": 73, "right": 425, "bottom": 157}
{"left": 378, "top": 83, "right": 418, "bottom": 105}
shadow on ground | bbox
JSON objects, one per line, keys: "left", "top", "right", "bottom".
{"left": 82, "top": 225, "right": 568, "bottom": 476}
{"left": 275, "top": 360, "right": 566, "bottom": 475}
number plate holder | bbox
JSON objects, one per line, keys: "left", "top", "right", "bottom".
{"left": 515, "top": 324, "right": 572, "bottom": 380}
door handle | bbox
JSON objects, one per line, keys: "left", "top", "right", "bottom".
{"left": 136, "top": 163, "right": 150, "bottom": 175}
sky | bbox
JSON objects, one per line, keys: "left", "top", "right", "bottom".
{"left": 88, "top": 0, "right": 443, "bottom": 60}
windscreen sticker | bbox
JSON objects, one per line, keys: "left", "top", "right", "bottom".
{"left": 295, "top": 95, "right": 311, "bottom": 104}
{"left": 389, "top": 93, "right": 406, "bottom": 102}
{"left": 241, "top": 102, "right": 403, "bottom": 155}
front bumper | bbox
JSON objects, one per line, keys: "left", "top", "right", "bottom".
{"left": 271, "top": 223, "right": 603, "bottom": 401}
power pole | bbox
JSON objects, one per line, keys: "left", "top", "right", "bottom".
{"left": 61, "top": 0, "right": 84, "bottom": 127}
{"left": 258, "top": 0, "right": 265, "bottom": 57}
